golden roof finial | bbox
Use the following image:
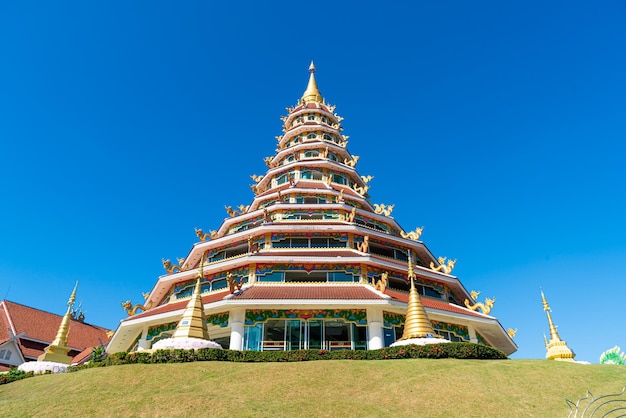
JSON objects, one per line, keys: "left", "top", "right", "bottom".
{"left": 407, "top": 252, "right": 415, "bottom": 280}
{"left": 67, "top": 281, "right": 78, "bottom": 307}
{"left": 172, "top": 253, "right": 210, "bottom": 340}
{"left": 38, "top": 281, "right": 79, "bottom": 364}
{"left": 301, "top": 61, "right": 323, "bottom": 104}
{"left": 540, "top": 290, "right": 560, "bottom": 342}
{"left": 397, "top": 251, "right": 442, "bottom": 341}
{"left": 541, "top": 289, "right": 575, "bottom": 361}
{"left": 541, "top": 289, "right": 551, "bottom": 312}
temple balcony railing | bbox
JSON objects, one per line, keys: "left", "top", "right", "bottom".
{"left": 206, "top": 252, "right": 248, "bottom": 265}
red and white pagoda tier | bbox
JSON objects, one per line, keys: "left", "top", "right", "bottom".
{"left": 107, "top": 63, "right": 517, "bottom": 356}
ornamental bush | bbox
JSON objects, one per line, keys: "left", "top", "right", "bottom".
{"left": 5, "top": 343, "right": 507, "bottom": 384}
{"left": 0, "top": 368, "right": 34, "bottom": 385}
{"left": 78, "top": 342, "right": 505, "bottom": 370}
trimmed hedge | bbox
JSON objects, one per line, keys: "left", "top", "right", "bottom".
{"left": 0, "top": 368, "right": 34, "bottom": 386}
{"left": 68, "top": 342, "right": 505, "bottom": 371}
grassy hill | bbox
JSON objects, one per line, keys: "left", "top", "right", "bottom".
{"left": 1, "top": 359, "right": 625, "bottom": 417}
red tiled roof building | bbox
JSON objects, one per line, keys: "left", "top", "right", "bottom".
{"left": 107, "top": 63, "right": 517, "bottom": 356}
{"left": 0, "top": 300, "right": 111, "bottom": 371}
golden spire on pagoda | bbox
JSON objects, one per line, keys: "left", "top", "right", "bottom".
{"left": 397, "top": 252, "right": 442, "bottom": 341}
{"left": 301, "top": 61, "right": 324, "bottom": 104}
{"left": 172, "top": 254, "right": 210, "bottom": 340}
{"left": 541, "top": 290, "right": 575, "bottom": 361}
{"left": 38, "top": 281, "right": 78, "bottom": 364}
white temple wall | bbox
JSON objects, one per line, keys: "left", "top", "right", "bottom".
{"left": 229, "top": 308, "right": 245, "bottom": 350}
{"left": 366, "top": 308, "right": 384, "bottom": 350}
{"left": 138, "top": 327, "right": 150, "bottom": 350}
{"left": 467, "top": 324, "right": 478, "bottom": 343}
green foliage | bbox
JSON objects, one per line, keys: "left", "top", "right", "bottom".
{"left": 67, "top": 342, "right": 505, "bottom": 371}
{"left": 90, "top": 345, "right": 107, "bottom": 363}
{"left": 0, "top": 368, "right": 33, "bottom": 386}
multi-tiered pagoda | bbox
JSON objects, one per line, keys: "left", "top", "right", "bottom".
{"left": 107, "top": 63, "right": 517, "bottom": 356}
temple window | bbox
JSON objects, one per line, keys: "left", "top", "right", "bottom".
{"left": 307, "top": 114, "right": 316, "bottom": 121}
{"left": 276, "top": 173, "right": 289, "bottom": 185}
{"left": 355, "top": 218, "right": 388, "bottom": 233}
{"left": 323, "top": 133, "right": 334, "bottom": 141}
{"left": 300, "top": 170, "right": 323, "bottom": 181}
{"left": 208, "top": 244, "right": 248, "bottom": 262}
{"left": 303, "top": 150, "right": 320, "bottom": 159}
{"left": 243, "top": 319, "right": 366, "bottom": 351}
{"left": 327, "top": 272, "right": 356, "bottom": 282}
{"left": 422, "top": 286, "right": 444, "bottom": 299}
{"left": 229, "top": 219, "right": 263, "bottom": 235}
{"left": 257, "top": 272, "right": 285, "bottom": 282}
{"left": 331, "top": 174, "right": 347, "bottom": 185}
{"left": 299, "top": 213, "right": 324, "bottom": 220}
{"left": 286, "top": 271, "right": 326, "bottom": 282}
{"left": 328, "top": 153, "right": 338, "bottom": 161}
{"left": 273, "top": 236, "right": 347, "bottom": 248}
{"left": 283, "top": 271, "right": 358, "bottom": 283}
{"left": 211, "top": 278, "right": 229, "bottom": 291}
{"left": 369, "top": 243, "right": 407, "bottom": 261}
{"left": 384, "top": 276, "right": 444, "bottom": 299}
{"left": 0, "top": 349, "right": 12, "bottom": 360}
{"left": 437, "top": 331, "right": 464, "bottom": 342}
{"left": 321, "top": 116, "right": 327, "bottom": 123}
{"left": 307, "top": 133, "right": 317, "bottom": 139}
{"left": 384, "top": 326, "right": 403, "bottom": 347}
{"left": 295, "top": 196, "right": 326, "bottom": 204}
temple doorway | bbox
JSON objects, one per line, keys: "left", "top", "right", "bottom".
{"left": 242, "top": 319, "right": 366, "bottom": 351}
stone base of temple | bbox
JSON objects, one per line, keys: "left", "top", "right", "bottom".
{"left": 18, "top": 360, "right": 70, "bottom": 374}
{"left": 390, "top": 337, "right": 450, "bottom": 347}
{"left": 546, "top": 340, "right": 575, "bottom": 361}
{"left": 151, "top": 337, "right": 222, "bottom": 350}
{"left": 37, "top": 345, "right": 72, "bottom": 364}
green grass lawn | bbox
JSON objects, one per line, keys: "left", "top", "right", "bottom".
{"left": 1, "top": 359, "right": 625, "bottom": 417}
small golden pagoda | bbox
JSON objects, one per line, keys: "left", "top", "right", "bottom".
{"left": 171, "top": 255, "right": 210, "bottom": 340}
{"left": 541, "top": 290, "right": 575, "bottom": 361}
{"left": 300, "top": 61, "right": 323, "bottom": 104}
{"left": 396, "top": 253, "right": 443, "bottom": 341}
{"left": 38, "top": 282, "right": 78, "bottom": 364}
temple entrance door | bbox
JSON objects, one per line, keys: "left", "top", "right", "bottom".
{"left": 286, "top": 320, "right": 303, "bottom": 350}
{"left": 307, "top": 320, "right": 323, "bottom": 350}
{"left": 325, "top": 320, "right": 352, "bottom": 350}
{"left": 243, "top": 323, "right": 263, "bottom": 351}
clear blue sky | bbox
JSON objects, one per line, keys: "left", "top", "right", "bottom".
{"left": 1, "top": 1, "right": 624, "bottom": 363}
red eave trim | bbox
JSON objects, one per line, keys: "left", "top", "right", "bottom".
{"left": 385, "top": 289, "right": 488, "bottom": 318}
{"left": 126, "top": 291, "right": 231, "bottom": 321}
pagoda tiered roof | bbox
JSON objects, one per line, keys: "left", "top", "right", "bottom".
{"left": 107, "top": 62, "right": 517, "bottom": 357}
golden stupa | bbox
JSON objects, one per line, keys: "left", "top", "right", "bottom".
{"left": 397, "top": 253, "right": 443, "bottom": 341}
{"left": 541, "top": 290, "right": 575, "bottom": 361}
{"left": 38, "top": 282, "right": 78, "bottom": 364}
{"left": 171, "top": 254, "right": 210, "bottom": 340}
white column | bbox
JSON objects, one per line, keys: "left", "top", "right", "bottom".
{"left": 229, "top": 308, "right": 245, "bottom": 351}
{"left": 367, "top": 308, "right": 384, "bottom": 350}
{"left": 468, "top": 325, "right": 478, "bottom": 343}
{"left": 137, "top": 327, "right": 150, "bottom": 350}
